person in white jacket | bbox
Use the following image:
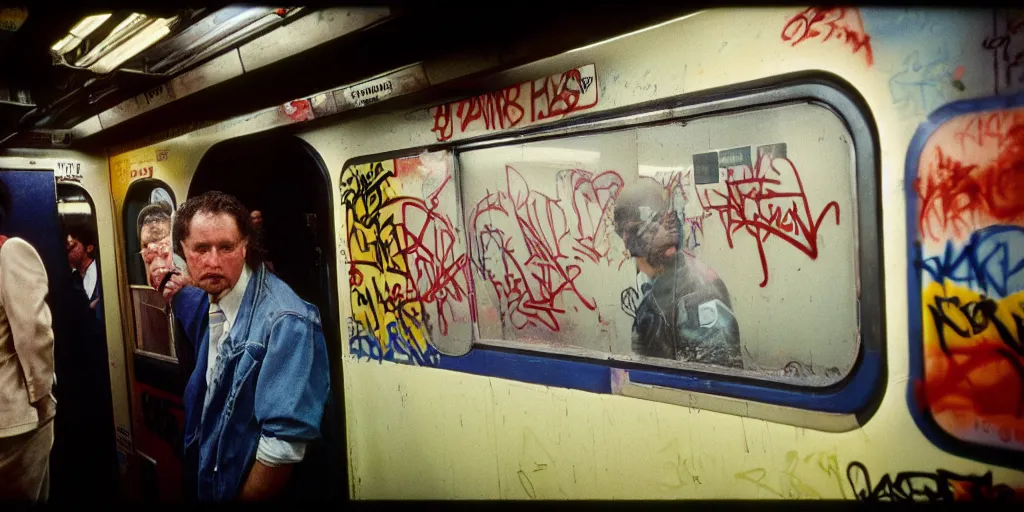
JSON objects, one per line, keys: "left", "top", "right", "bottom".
{"left": 0, "top": 180, "right": 56, "bottom": 502}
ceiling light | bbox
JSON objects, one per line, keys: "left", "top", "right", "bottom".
{"left": 88, "top": 16, "right": 176, "bottom": 74}
{"left": 70, "top": 13, "right": 112, "bottom": 38}
{"left": 74, "top": 13, "right": 151, "bottom": 68}
{"left": 51, "top": 13, "right": 113, "bottom": 55}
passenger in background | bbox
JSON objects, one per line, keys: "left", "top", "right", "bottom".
{"left": 249, "top": 210, "right": 275, "bottom": 274}
{"left": 613, "top": 178, "right": 742, "bottom": 368}
{"left": 64, "top": 223, "right": 102, "bottom": 324}
{"left": 0, "top": 181, "right": 56, "bottom": 502}
{"left": 162, "top": 191, "right": 329, "bottom": 502}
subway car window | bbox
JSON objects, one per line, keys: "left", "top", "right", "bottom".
{"left": 343, "top": 97, "right": 864, "bottom": 388}
{"left": 458, "top": 101, "right": 858, "bottom": 385}
{"left": 908, "top": 99, "right": 1024, "bottom": 457}
{"left": 57, "top": 183, "right": 106, "bottom": 337}
{"left": 123, "top": 180, "right": 178, "bottom": 360}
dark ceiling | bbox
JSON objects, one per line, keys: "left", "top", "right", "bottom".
{"left": 0, "top": 2, "right": 698, "bottom": 150}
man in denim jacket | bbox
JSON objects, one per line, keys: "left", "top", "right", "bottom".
{"left": 160, "top": 191, "right": 329, "bottom": 501}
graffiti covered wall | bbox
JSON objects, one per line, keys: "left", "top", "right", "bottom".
{"left": 341, "top": 152, "right": 473, "bottom": 364}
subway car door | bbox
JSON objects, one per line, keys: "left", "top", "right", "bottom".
{"left": 189, "top": 134, "right": 345, "bottom": 501}
{"left": 120, "top": 180, "right": 186, "bottom": 502}
{"left": 0, "top": 169, "right": 118, "bottom": 502}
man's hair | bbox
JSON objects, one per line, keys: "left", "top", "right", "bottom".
{"left": 172, "top": 191, "right": 264, "bottom": 268}
{"left": 0, "top": 179, "right": 11, "bottom": 231}
{"left": 137, "top": 201, "right": 173, "bottom": 243}
{"left": 66, "top": 221, "right": 99, "bottom": 258}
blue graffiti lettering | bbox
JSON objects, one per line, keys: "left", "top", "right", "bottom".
{"left": 348, "top": 333, "right": 383, "bottom": 362}
{"left": 918, "top": 225, "right": 1024, "bottom": 298}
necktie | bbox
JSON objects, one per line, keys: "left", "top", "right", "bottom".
{"left": 209, "top": 303, "right": 226, "bottom": 347}
{"left": 205, "top": 304, "right": 227, "bottom": 412}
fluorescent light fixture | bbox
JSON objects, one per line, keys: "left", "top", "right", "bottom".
{"left": 74, "top": 13, "right": 152, "bottom": 68}
{"left": 71, "top": 14, "right": 113, "bottom": 38}
{"left": 51, "top": 34, "right": 77, "bottom": 53}
{"left": 89, "top": 16, "right": 177, "bottom": 74}
{"left": 567, "top": 11, "right": 703, "bottom": 54}
{"left": 142, "top": 6, "right": 273, "bottom": 73}
{"left": 51, "top": 13, "right": 113, "bottom": 54}
{"left": 159, "top": 9, "right": 284, "bottom": 75}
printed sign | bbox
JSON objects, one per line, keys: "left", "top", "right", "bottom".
{"left": 130, "top": 166, "right": 154, "bottom": 180}
{"left": 332, "top": 64, "right": 430, "bottom": 113}
{"left": 692, "top": 151, "right": 720, "bottom": 184}
{"left": 55, "top": 161, "right": 83, "bottom": 183}
{"left": 692, "top": 145, "right": 786, "bottom": 185}
{"left": 718, "top": 146, "right": 752, "bottom": 168}
{"left": 757, "top": 143, "right": 788, "bottom": 161}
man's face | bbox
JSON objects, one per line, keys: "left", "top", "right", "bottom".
{"left": 65, "top": 235, "right": 88, "bottom": 268}
{"left": 642, "top": 208, "right": 682, "bottom": 262}
{"left": 182, "top": 211, "right": 247, "bottom": 298}
{"left": 620, "top": 206, "right": 681, "bottom": 269}
{"left": 140, "top": 220, "right": 173, "bottom": 287}
{"left": 250, "top": 210, "right": 263, "bottom": 230}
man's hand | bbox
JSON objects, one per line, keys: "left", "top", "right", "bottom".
{"left": 238, "top": 461, "right": 293, "bottom": 501}
{"left": 158, "top": 270, "right": 192, "bottom": 303}
{"left": 33, "top": 394, "right": 56, "bottom": 421}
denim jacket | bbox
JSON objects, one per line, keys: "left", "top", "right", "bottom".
{"left": 173, "top": 264, "right": 330, "bottom": 501}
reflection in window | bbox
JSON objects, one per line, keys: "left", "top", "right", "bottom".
{"left": 58, "top": 183, "right": 105, "bottom": 332}
{"left": 458, "top": 102, "right": 859, "bottom": 386}
{"left": 131, "top": 287, "right": 177, "bottom": 359}
{"left": 123, "top": 181, "right": 177, "bottom": 286}
{"left": 123, "top": 180, "right": 179, "bottom": 360}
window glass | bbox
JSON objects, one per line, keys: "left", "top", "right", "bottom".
{"left": 459, "top": 101, "right": 859, "bottom": 385}
{"left": 122, "top": 180, "right": 179, "bottom": 360}
{"left": 57, "top": 183, "right": 106, "bottom": 338}
{"left": 123, "top": 181, "right": 178, "bottom": 287}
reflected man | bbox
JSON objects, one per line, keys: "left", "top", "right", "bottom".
{"left": 613, "top": 178, "right": 741, "bottom": 368}
{"left": 138, "top": 201, "right": 186, "bottom": 290}
{"left": 64, "top": 223, "right": 102, "bottom": 323}
{"left": 164, "top": 191, "right": 329, "bottom": 501}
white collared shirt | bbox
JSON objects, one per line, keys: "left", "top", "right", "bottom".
{"left": 206, "top": 264, "right": 250, "bottom": 390}
{"left": 205, "top": 264, "right": 306, "bottom": 467}
{"left": 82, "top": 259, "right": 97, "bottom": 299}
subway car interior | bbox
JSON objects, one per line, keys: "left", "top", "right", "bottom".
{"left": 0, "top": 2, "right": 1023, "bottom": 503}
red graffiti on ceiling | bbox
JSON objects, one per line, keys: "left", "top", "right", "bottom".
{"left": 781, "top": 7, "right": 874, "bottom": 67}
